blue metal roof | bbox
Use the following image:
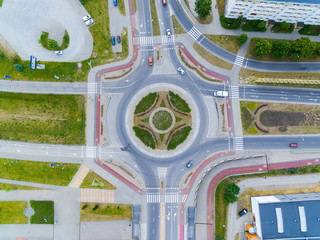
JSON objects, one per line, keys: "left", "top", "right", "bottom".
{"left": 259, "top": 200, "right": 320, "bottom": 239}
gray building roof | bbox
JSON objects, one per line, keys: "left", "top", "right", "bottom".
{"left": 268, "top": 0, "right": 320, "bottom": 5}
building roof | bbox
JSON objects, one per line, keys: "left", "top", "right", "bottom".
{"left": 267, "top": 0, "right": 320, "bottom": 5}
{"left": 252, "top": 193, "right": 320, "bottom": 240}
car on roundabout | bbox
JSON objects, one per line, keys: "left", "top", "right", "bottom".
{"left": 186, "top": 161, "right": 193, "bottom": 168}
{"left": 178, "top": 67, "right": 185, "bottom": 75}
{"left": 55, "top": 51, "right": 63, "bottom": 55}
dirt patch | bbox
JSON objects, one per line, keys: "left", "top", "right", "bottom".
{"left": 260, "top": 110, "right": 305, "bottom": 127}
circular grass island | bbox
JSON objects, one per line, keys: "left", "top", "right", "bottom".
{"left": 132, "top": 91, "right": 192, "bottom": 151}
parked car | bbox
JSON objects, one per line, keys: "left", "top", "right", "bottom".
{"left": 178, "top": 67, "right": 185, "bottom": 75}
{"left": 148, "top": 57, "right": 153, "bottom": 66}
{"left": 239, "top": 208, "right": 248, "bottom": 217}
{"left": 83, "top": 15, "right": 94, "bottom": 26}
{"left": 117, "top": 35, "right": 121, "bottom": 43}
{"left": 82, "top": 15, "right": 92, "bottom": 22}
{"left": 55, "top": 51, "right": 63, "bottom": 55}
{"left": 113, "top": 0, "right": 117, "bottom": 6}
{"left": 290, "top": 143, "right": 299, "bottom": 148}
{"left": 186, "top": 161, "right": 193, "bottom": 168}
{"left": 111, "top": 36, "right": 116, "bottom": 46}
{"left": 166, "top": 29, "right": 171, "bottom": 37}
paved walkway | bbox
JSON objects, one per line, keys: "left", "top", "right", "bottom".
{"left": 80, "top": 189, "right": 115, "bottom": 203}
{"left": 69, "top": 166, "right": 90, "bottom": 188}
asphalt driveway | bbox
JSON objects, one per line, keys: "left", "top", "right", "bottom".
{"left": 0, "top": 0, "right": 93, "bottom": 62}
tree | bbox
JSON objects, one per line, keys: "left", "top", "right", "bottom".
{"left": 253, "top": 39, "right": 272, "bottom": 58}
{"left": 195, "top": 0, "right": 212, "bottom": 20}
{"left": 291, "top": 37, "right": 316, "bottom": 58}
{"left": 14, "top": 64, "right": 24, "bottom": 72}
{"left": 239, "top": 34, "right": 248, "bottom": 44}
{"left": 280, "top": 21, "right": 290, "bottom": 31}
{"left": 47, "top": 39, "right": 58, "bottom": 50}
{"left": 224, "top": 183, "right": 240, "bottom": 203}
{"left": 272, "top": 40, "right": 291, "bottom": 58}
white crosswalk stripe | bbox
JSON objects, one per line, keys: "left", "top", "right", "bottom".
{"left": 157, "top": 167, "right": 167, "bottom": 179}
{"left": 85, "top": 146, "right": 97, "bottom": 158}
{"left": 228, "top": 137, "right": 231, "bottom": 150}
{"left": 147, "top": 193, "right": 160, "bottom": 203}
{"left": 87, "top": 83, "right": 96, "bottom": 94}
{"left": 234, "top": 55, "right": 244, "bottom": 67}
{"left": 181, "top": 194, "right": 188, "bottom": 203}
{"left": 230, "top": 86, "right": 239, "bottom": 99}
{"left": 161, "top": 35, "right": 175, "bottom": 45}
{"left": 233, "top": 137, "right": 244, "bottom": 150}
{"left": 165, "top": 193, "right": 179, "bottom": 203}
{"left": 188, "top": 26, "right": 202, "bottom": 41}
{"left": 138, "top": 36, "right": 154, "bottom": 46}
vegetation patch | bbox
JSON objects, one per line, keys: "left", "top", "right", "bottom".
{"left": 193, "top": 42, "right": 233, "bottom": 70}
{"left": 205, "top": 34, "right": 241, "bottom": 55}
{"left": 0, "top": 183, "right": 44, "bottom": 191}
{"left": 0, "top": 201, "right": 28, "bottom": 224}
{"left": 80, "top": 203, "right": 132, "bottom": 221}
{"left": 220, "top": 15, "right": 241, "bottom": 29}
{"left": 169, "top": 91, "right": 191, "bottom": 113}
{"left": 242, "top": 20, "right": 266, "bottom": 32}
{"left": 118, "top": 0, "right": 126, "bottom": 16}
{"left": 172, "top": 16, "right": 186, "bottom": 34}
{"left": 271, "top": 22, "right": 294, "bottom": 33}
{"left": 150, "top": 0, "right": 160, "bottom": 36}
{"left": 134, "top": 92, "right": 157, "bottom": 114}
{"left": 133, "top": 126, "right": 156, "bottom": 149}
{"left": 0, "top": 93, "right": 85, "bottom": 144}
{"left": 30, "top": 201, "right": 54, "bottom": 224}
{"left": 0, "top": 0, "right": 3, "bottom": 7}
{"left": 167, "top": 126, "right": 192, "bottom": 150}
{"left": 248, "top": 125, "right": 259, "bottom": 134}
{"left": 152, "top": 110, "right": 173, "bottom": 131}
{"left": 80, "top": 170, "right": 116, "bottom": 190}
{"left": 0, "top": 158, "right": 80, "bottom": 186}
{"left": 247, "top": 102, "right": 260, "bottom": 112}
{"left": 38, "top": 31, "right": 70, "bottom": 51}
{"left": 240, "top": 104, "right": 254, "bottom": 131}
{"left": 299, "top": 25, "right": 320, "bottom": 36}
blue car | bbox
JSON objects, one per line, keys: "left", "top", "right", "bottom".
{"left": 111, "top": 36, "right": 115, "bottom": 45}
{"left": 113, "top": 0, "right": 117, "bottom": 6}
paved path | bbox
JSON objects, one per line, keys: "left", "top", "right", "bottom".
{"left": 69, "top": 166, "right": 90, "bottom": 188}
{"left": 80, "top": 189, "right": 115, "bottom": 203}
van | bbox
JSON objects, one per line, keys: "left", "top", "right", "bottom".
{"left": 148, "top": 57, "right": 153, "bottom": 66}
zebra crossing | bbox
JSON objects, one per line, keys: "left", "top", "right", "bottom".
{"left": 146, "top": 192, "right": 180, "bottom": 203}
{"left": 157, "top": 167, "right": 167, "bottom": 179}
{"left": 165, "top": 193, "right": 179, "bottom": 203}
{"left": 234, "top": 55, "right": 244, "bottom": 67}
{"left": 161, "top": 35, "right": 175, "bottom": 45}
{"left": 230, "top": 86, "right": 239, "bottom": 99}
{"left": 147, "top": 192, "right": 161, "bottom": 203}
{"left": 188, "top": 26, "right": 202, "bottom": 42}
{"left": 233, "top": 137, "right": 244, "bottom": 150}
{"left": 87, "top": 83, "right": 97, "bottom": 94}
{"left": 85, "top": 146, "right": 97, "bottom": 158}
{"left": 138, "top": 36, "right": 154, "bottom": 46}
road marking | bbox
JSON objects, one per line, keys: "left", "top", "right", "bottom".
{"left": 177, "top": 0, "right": 195, "bottom": 24}
{"left": 230, "top": 86, "right": 239, "bottom": 99}
{"left": 188, "top": 26, "right": 202, "bottom": 42}
{"left": 228, "top": 137, "right": 231, "bottom": 150}
{"left": 157, "top": 167, "right": 167, "bottom": 179}
{"left": 147, "top": 193, "right": 160, "bottom": 203}
{"left": 233, "top": 137, "right": 244, "bottom": 150}
{"left": 234, "top": 55, "right": 244, "bottom": 67}
{"left": 138, "top": 36, "right": 154, "bottom": 46}
{"left": 165, "top": 193, "right": 179, "bottom": 203}
{"left": 87, "top": 83, "right": 97, "bottom": 94}
{"left": 181, "top": 194, "right": 188, "bottom": 203}
{"left": 85, "top": 146, "right": 97, "bottom": 158}
{"left": 161, "top": 35, "right": 175, "bottom": 45}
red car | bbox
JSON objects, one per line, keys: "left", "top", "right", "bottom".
{"left": 289, "top": 143, "right": 298, "bottom": 148}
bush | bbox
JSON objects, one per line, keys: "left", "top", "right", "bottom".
{"left": 81, "top": 204, "right": 87, "bottom": 210}
{"left": 242, "top": 20, "right": 266, "bottom": 32}
{"left": 14, "top": 64, "right": 24, "bottom": 72}
{"left": 93, "top": 205, "right": 99, "bottom": 211}
{"left": 220, "top": 15, "right": 242, "bottom": 29}
{"left": 167, "top": 126, "right": 192, "bottom": 150}
{"left": 224, "top": 183, "right": 240, "bottom": 203}
{"left": 239, "top": 34, "right": 248, "bottom": 44}
{"left": 299, "top": 25, "right": 320, "bottom": 36}
{"left": 47, "top": 39, "right": 58, "bottom": 50}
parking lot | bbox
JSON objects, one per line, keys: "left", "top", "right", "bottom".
{"left": 0, "top": 0, "right": 93, "bottom": 62}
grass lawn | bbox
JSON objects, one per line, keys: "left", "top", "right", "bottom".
{"left": 30, "top": 201, "right": 54, "bottom": 224}
{"left": 80, "top": 203, "right": 132, "bottom": 221}
{"left": 193, "top": 42, "right": 233, "bottom": 70}
{"left": 0, "top": 201, "right": 28, "bottom": 224}
{"left": 0, "top": 93, "right": 85, "bottom": 144}
{"left": 0, "top": 158, "right": 80, "bottom": 186}
{"left": 172, "top": 16, "right": 186, "bottom": 34}
{"left": 118, "top": 0, "right": 126, "bottom": 16}
{"left": 39, "top": 30, "right": 70, "bottom": 51}
{"left": 133, "top": 126, "right": 156, "bottom": 149}
{"left": 152, "top": 110, "right": 173, "bottom": 131}
{"left": 80, "top": 170, "right": 116, "bottom": 190}
{"left": 0, "top": 183, "right": 44, "bottom": 191}
{"left": 134, "top": 92, "right": 157, "bottom": 114}
{"left": 246, "top": 38, "right": 320, "bottom": 62}
{"left": 150, "top": 0, "right": 160, "bottom": 36}
{"left": 240, "top": 102, "right": 254, "bottom": 131}
{"left": 0, "top": 0, "right": 3, "bottom": 7}
{"left": 205, "top": 34, "right": 241, "bottom": 55}
{"left": 169, "top": 91, "right": 191, "bottom": 113}
{"left": 217, "top": 0, "right": 225, "bottom": 16}
{"left": 215, "top": 179, "right": 229, "bottom": 239}
{"left": 167, "top": 126, "right": 192, "bottom": 150}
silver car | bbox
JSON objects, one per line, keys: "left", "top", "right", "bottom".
{"left": 178, "top": 67, "right": 185, "bottom": 75}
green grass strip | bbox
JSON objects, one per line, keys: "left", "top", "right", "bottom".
{"left": 0, "top": 0, "right": 3, "bottom": 7}
{"left": 0, "top": 201, "right": 28, "bottom": 224}
{"left": 0, "top": 158, "right": 80, "bottom": 186}
{"left": 118, "top": 0, "right": 126, "bottom": 16}
{"left": 133, "top": 126, "right": 155, "bottom": 149}
{"left": 167, "top": 126, "right": 192, "bottom": 150}
{"left": 169, "top": 91, "right": 191, "bottom": 113}
{"left": 134, "top": 92, "right": 157, "bottom": 114}
{"left": 30, "top": 201, "right": 54, "bottom": 224}
{"left": 150, "top": 0, "right": 160, "bottom": 36}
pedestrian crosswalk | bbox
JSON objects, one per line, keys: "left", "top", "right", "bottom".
{"left": 165, "top": 193, "right": 179, "bottom": 203}
{"left": 85, "top": 146, "right": 97, "bottom": 158}
{"left": 138, "top": 36, "right": 154, "bottom": 46}
{"left": 233, "top": 137, "right": 244, "bottom": 150}
{"left": 146, "top": 192, "right": 180, "bottom": 203}
{"left": 161, "top": 35, "right": 175, "bottom": 45}
{"left": 234, "top": 55, "right": 244, "bottom": 67}
{"left": 87, "top": 83, "right": 97, "bottom": 94}
{"left": 188, "top": 26, "right": 202, "bottom": 42}
{"left": 157, "top": 167, "right": 167, "bottom": 179}
{"left": 230, "top": 86, "right": 239, "bottom": 99}
{"left": 147, "top": 193, "right": 161, "bottom": 203}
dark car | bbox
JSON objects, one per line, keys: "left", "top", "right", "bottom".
{"left": 239, "top": 208, "right": 248, "bottom": 217}
{"left": 290, "top": 143, "right": 298, "bottom": 148}
{"left": 111, "top": 36, "right": 116, "bottom": 45}
{"left": 113, "top": 0, "right": 117, "bottom": 6}
{"left": 117, "top": 35, "right": 121, "bottom": 43}
{"left": 186, "top": 161, "right": 193, "bottom": 168}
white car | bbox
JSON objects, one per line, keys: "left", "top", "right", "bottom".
{"left": 83, "top": 15, "right": 92, "bottom": 22}
{"left": 178, "top": 67, "right": 185, "bottom": 75}
{"left": 213, "top": 91, "right": 229, "bottom": 97}
{"left": 85, "top": 18, "right": 95, "bottom": 26}
{"left": 166, "top": 29, "right": 171, "bottom": 37}
{"left": 55, "top": 51, "right": 63, "bottom": 55}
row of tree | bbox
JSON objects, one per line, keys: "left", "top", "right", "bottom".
{"left": 253, "top": 37, "right": 319, "bottom": 59}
